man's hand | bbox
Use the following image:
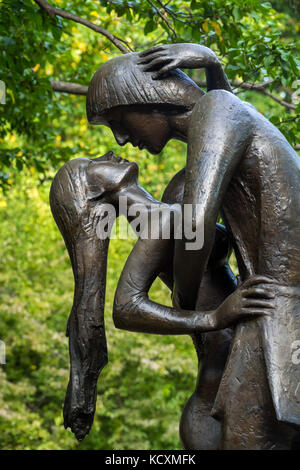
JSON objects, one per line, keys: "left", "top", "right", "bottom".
{"left": 138, "top": 43, "right": 220, "bottom": 79}
{"left": 211, "top": 275, "right": 276, "bottom": 330}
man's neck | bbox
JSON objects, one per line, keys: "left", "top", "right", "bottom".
{"left": 169, "top": 108, "right": 194, "bottom": 143}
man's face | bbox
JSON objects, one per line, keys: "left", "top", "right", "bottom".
{"left": 103, "top": 105, "right": 171, "bottom": 155}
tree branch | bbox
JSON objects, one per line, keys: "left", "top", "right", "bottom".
{"left": 146, "top": 0, "right": 177, "bottom": 36}
{"left": 51, "top": 79, "right": 296, "bottom": 111}
{"left": 34, "top": 0, "right": 132, "bottom": 53}
{"left": 197, "top": 78, "right": 296, "bottom": 111}
{"left": 232, "top": 79, "right": 274, "bottom": 90}
{"left": 51, "top": 81, "right": 88, "bottom": 95}
{"left": 50, "top": 80, "right": 299, "bottom": 152}
{"left": 35, "top": 1, "right": 295, "bottom": 112}
{"left": 275, "top": 115, "right": 300, "bottom": 126}
{"left": 257, "top": 88, "right": 296, "bottom": 111}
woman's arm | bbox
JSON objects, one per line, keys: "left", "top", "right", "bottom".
{"left": 114, "top": 236, "right": 216, "bottom": 335}
{"left": 113, "top": 230, "right": 275, "bottom": 335}
{"left": 138, "top": 43, "right": 232, "bottom": 92}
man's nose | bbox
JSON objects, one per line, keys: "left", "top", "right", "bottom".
{"left": 112, "top": 128, "right": 130, "bottom": 146}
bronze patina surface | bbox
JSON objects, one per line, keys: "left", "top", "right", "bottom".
{"left": 51, "top": 44, "right": 300, "bottom": 449}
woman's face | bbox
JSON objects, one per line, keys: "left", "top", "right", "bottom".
{"left": 103, "top": 105, "right": 171, "bottom": 155}
{"left": 86, "top": 152, "right": 138, "bottom": 197}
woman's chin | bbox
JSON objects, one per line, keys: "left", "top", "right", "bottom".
{"left": 126, "top": 161, "right": 139, "bottom": 181}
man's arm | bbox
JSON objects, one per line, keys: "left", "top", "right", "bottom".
{"left": 205, "top": 60, "right": 232, "bottom": 92}
{"left": 138, "top": 43, "right": 232, "bottom": 92}
{"left": 173, "top": 90, "right": 254, "bottom": 310}
{"left": 113, "top": 232, "right": 275, "bottom": 335}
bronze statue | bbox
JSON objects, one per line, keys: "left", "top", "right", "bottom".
{"left": 51, "top": 43, "right": 300, "bottom": 449}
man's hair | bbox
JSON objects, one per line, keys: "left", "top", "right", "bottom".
{"left": 86, "top": 52, "right": 203, "bottom": 125}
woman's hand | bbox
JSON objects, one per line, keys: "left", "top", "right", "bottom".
{"left": 211, "top": 275, "right": 276, "bottom": 330}
{"left": 138, "top": 43, "right": 220, "bottom": 79}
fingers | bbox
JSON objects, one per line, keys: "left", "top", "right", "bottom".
{"left": 138, "top": 46, "right": 165, "bottom": 57}
{"left": 137, "top": 47, "right": 177, "bottom": 78}
{"left": 242, "top": 275, "right": 276, "bottom": 288}
{"left": 243, "top": 298, "right": 275, "bottom": 309}
{"left": 241, "top": 308, "right": 272, "bottom": 318}
{"left": 137, "top": 52, "right": 165, "bottom": 65}
{"left": 152, "top": 64, "right": 176, "bottom": 79}
{"left": 141, "top": 57, "right": 172, "bottom": 72}
{"left": 242, "top": 286, "right": 275, "bottom": 299}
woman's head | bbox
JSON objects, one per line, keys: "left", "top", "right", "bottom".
{"left": 50, "top": 151, "right": 138, "bottom": 441}
{"left": 50, "top": 151, "right": 138, "bottom": 243}
{"left": 86, "top": 52, "right": 203, "bottom": 154}
{"left": 86, "top": 152, "right": 138, "bottom": 202}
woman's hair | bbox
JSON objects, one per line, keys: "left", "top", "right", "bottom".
{"left": 50, "top": 155, "right": 114, "bottom": 441}
{"left": 50, "top": 158, "right": 89, "bottom": 246}
{"left": 86, "top": 52, "right": 203, "bottom": 124}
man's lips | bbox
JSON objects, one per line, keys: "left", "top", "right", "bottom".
{"left": 131, "top": 140, "right": 145, "bottom": 150}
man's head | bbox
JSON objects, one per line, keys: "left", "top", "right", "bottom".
{"left": 86, "top": 52, "right": 203, "bottom": 154}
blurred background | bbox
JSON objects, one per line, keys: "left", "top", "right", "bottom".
{"left": 0, "top": 0, "right": 299, "bottom": 449}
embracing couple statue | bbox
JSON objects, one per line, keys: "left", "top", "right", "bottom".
{"left": 50, "top": 43, "right": 300, "bottom": 450}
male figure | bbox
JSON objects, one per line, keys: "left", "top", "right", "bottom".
{"left": 87, "top": 44, "right": 300, "bottom": 448}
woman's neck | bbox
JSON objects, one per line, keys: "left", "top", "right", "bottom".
{"left": 116, "top": 184, "right": 166, "bottom": 230}
{"left": 117, "top": 183, "right": 160, "bottom": 207}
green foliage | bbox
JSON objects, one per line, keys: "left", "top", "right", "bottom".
{"left": 0, "top": 169, "right": 196, "bottom": 449}
{"left": 103, "top": 0, "right": 300, "bottom": 141}
{"left": 0, "top": 0, "right": 299, "bottom": 189}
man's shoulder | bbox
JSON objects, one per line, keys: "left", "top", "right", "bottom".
{"left": 193, "top": 89, "right": 252, "bottom": 120}
{"left": 199, "top": 89, "right": 243, "bottom": 106}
